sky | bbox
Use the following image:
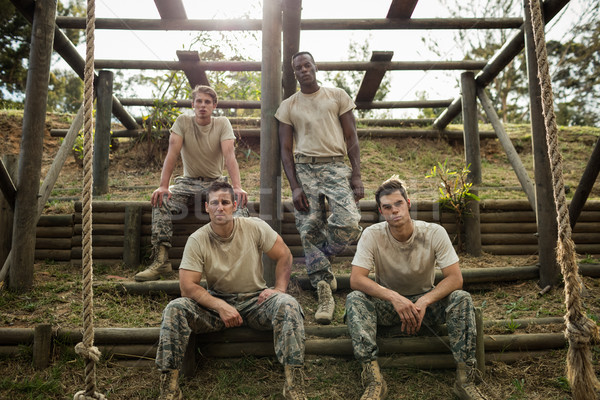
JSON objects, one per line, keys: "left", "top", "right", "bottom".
{"left": 62, "top": 0, "right": 590, "bottom": 118}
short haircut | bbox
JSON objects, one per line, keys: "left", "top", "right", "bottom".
{"left": 191, "top": 85, "right": 218, "bottom": 104}
{"left": 375, "top": 175, "right": 409, "bottom": 207}
{"left": 207, "top": 181, "right": 235, "bottom": 203}
{"left": 291, "top": 51, "right": 316, "bottom": 66}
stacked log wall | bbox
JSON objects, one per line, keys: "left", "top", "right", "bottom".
{"left": 35, "top": 200, "right": 600, "bottom": 266}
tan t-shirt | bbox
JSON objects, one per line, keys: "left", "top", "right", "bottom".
{"left": 351, "top": 220, "right": 459, "bottom": 296}
{"left": 274, "top": 87, "right": 355, "bottom": 157}
{"left": 170, "top": 115, "right": 236, "bottom": 179}
{"left": 179, "top": 217, "right": 278, "bottom": 294}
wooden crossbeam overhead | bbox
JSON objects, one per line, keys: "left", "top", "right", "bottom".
{"left": 387, "top": 0, "right": 419, "bottom": 19}
{"left": 176, "top": 51, "right": 210, "bottom": 87}
{"left": 95, "top": 59, "right": 487, "bottom": 71}
{"left": 154, "top": 0, "right": 187, "bottom": 19}
{"left": 355, "top": 51, "right": 394, "bottom": 103}
{"left": 55, "top": 17, "right": 523, "bottom": 31}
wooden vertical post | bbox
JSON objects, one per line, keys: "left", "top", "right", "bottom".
{"left": 260, "top": 0, "right": 283, "bottom": 286}
{"left": 33, "top": 324, "right": 52, "bottom": 370}
{"left": 460, "top": 72, "right": 482, "bottom": 256}
{"left": 10, "top": 0, "right": 57, "bottom": 291}
{"left": 523, "top": 0, "right": 560, "bottom": 287}
{"left": 93, "top": 70, "right": 114, "bottom": 196}
{"left": 123, "top": 205, "right": 142, "bottom": 268}
{"left": 282, "top": 0, "right": 302, "bottom": 99}
{"left": 0, "top": 155, "right": 18, "bottom": 270}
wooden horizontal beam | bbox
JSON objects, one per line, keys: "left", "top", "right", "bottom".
{"left": 114, "top": 97, "right": 454, "bottom": 109}
{"left": 55, "top": 16, "right": 524, "bottom": 31}
{"left": 94, "top": 59, "right": 487, "bottom": 71}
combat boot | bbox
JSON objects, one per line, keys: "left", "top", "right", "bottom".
{"left": 360, "top": 360, "right": 387, "bottom": 400}
{"left": 134, "top": 245, "right": 172, "bottom": 282}
{"left": 315, "top": 280, "right": 334, "bottom": 324}
{"left": 159, "top": 369, "right": 182, "bottom": 400}
{"left": 283, "top": 365, "right": 307, "bottom": 400}
{"left": 453, "top": 362, "right": 488, "bottom": 400}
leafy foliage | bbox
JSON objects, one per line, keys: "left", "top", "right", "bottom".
{"left": 426, "top": 160, "right": 480, "bottom": 250}
{"left": 547, "top": 11, "right": 600, "bottom": 126}
{"left": 0, "top": 0, "right": 84, "bottom": 102}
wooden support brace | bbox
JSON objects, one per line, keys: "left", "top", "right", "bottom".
{"left": 177, "top": 51, "right": 210, "bottom": 88}
{"left": 355, "top": 51, "right": 394, "bottom": 103}
{"left": 387, "top": 0, "right": 419, "bottom": 18}
{"left": 0, "top": 158, "right": 16, "bottom": 210}
{"left": 154, "top": 0, "right": 187, "bottom": 19}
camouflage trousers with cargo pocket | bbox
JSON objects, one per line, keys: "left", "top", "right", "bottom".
{"left": 294, "top": 162, "right": 362, "bottom": 288}
{"left": 155, "top": 291, "right": 305, "bottom": 371}
{"left": 151, "top": 176, "right": 249, "bottom": 250}
{"left": 345, "top": 289, "right": 477, "bottom": 366}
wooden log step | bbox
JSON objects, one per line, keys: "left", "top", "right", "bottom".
{"left": 71, "top": 235, "right": 125, "bottom": 247}
{"left": 35, "top": 226, "right": 73, "bottom": 238}
{"left": 56, "top": 327, "right": 160, "bottom": 344}
{"left": 37, "top": 214, "right": 73, "bottom": 226}
{"left": 35, "top": 237, "right": 71, "bottom": 250}
{"left": 34, "top": 249, "right": 70, "bottom": 261}
{"left": 71, "top": 246, "right": 123, "bottom": 259}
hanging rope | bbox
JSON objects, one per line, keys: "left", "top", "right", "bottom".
{"left": 73, "top": 0, "right": 105, "bottom": 399}
{"left": 528, "top": 1, "right": 600, "bottom": 399}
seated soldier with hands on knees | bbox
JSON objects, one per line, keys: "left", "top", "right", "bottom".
{"left": 155, "top": 181, "right": 307, "bottom": 400}
{"left": 345, "top": 176, "right": 488, "bottom": 400}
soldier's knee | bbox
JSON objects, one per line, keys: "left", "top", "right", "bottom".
{"left": 163, "top": 297, "right": 194, "bottom": 317}
{"left": 346, "top": 290, "right": 367, "bottom": 308}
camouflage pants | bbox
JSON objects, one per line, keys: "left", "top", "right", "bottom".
{"left": 151, "top": 176, "right": 249, "bottom": 249}
{"left": 345, "top": 289, "right": 477, "bottom": 365}
{"left": 294, "top": 162, "right": 362, "bottom": 288}
{"left": 155, "top": 292, "right": 305, "bottom": 371}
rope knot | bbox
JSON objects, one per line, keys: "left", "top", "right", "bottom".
{"left": 74, "top": 342, "right": 102, "bottom": 363}
{"left": 73, "top": 390, "right": 107, "bottom": 400}
{"left": 565, "top": 318, "right": 600, "bottom": 349}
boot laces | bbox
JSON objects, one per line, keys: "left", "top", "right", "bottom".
{"left": 361, "top": 364, "right": 384, "bottom": 399}
{"left": 317, "top": 282, "right": 333, "bottom": 313}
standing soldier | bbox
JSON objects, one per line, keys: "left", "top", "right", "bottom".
{"left": 276, "top": 51, "right": 364, "bottom": 324}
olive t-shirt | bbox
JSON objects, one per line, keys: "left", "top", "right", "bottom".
{"left": 351, "top": 220, "right": 459, "bottom": 296}
{"left": 170, "top": 115, "right": 236, "bottom": 179}
{"left": 275, "top": 87, "right": 355, "bottom": 157}
{"left": 179, "top": 217, "right": 278, "bottom": 294}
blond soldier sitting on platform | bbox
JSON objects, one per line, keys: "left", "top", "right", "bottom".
{"left": 345, "top": 177, "right": 487, "bottom": 400}
{"left": 135, "top": 85, "right": 249, "bottom": 282}
{"left": 155, "top": 181, "right": 307, "bottom": 400}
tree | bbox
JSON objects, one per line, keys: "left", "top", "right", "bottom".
{"left": 547, "top": 12, "right": 600, "bottom": 126}
{"left": 0, "top": 0, "right": 31, "bottom": 100}
{"left": 0, "top": 0, "right": 84, "bottom": 102}
{"left": 425, "top": 0, "right": 529, "bottom": 123}
{"left": 47, "top": 69, "right": 83, "bottom": 113}
{"left": 323, "top": 38, "right": 392, "bottom": 119}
